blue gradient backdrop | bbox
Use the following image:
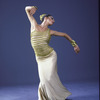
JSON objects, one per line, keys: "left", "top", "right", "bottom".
{"left": 0, "top": 0, "right": 99, "bottom": 86}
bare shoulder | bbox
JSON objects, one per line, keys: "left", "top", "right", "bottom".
{"left": 30, "top": 24, "right": 40, "bottom": 32}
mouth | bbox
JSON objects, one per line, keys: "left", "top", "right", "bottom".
{"left": 53, "top": 21, "right": 55, "bottom": 23}
{"left": 52, "top": 20, "right": 55, "bottom": 22}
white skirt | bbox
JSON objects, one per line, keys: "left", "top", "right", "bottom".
{"left": 35, "top": 50, "right": 72, "bottom": 100}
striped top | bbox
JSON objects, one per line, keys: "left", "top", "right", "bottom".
{"left": 30, "top": 28, "right": 54, "bottom": 56}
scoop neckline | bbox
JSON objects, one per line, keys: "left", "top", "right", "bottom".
{"left": 31, "top": 28, "right": 49, "bottom": 33}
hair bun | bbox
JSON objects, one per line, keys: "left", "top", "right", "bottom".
{"left": 40, "top": 14, "right": 47, "bottom": 21}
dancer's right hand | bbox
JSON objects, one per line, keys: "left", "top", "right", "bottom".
{"left": 30, "top": 6, "right": 37, "bottom": 15}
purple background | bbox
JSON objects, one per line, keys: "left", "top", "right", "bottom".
{"left": 0, "top": 0, "right": 99, "bottom": 86}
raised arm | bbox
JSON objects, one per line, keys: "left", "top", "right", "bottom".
{"left": 25, "top": 6, "right": 38, "bottom": 28}
{"left": 50, "top": 30, "right": 80, "bottom": 54}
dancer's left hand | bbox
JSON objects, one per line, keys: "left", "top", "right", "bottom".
{"left": 74, "top": 45, "right": 80, "bottom": 54}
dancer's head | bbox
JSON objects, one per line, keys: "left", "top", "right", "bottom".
{"left": 40, "top": 14, "right": 55, "bottom": 26}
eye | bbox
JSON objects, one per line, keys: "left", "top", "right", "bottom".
{"left": 50, "top": 17, "right": 54, "bottom": 20}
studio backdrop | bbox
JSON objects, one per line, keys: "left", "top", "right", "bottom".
{"left": 0, "top": 0, "right": 99, "bottom": 86}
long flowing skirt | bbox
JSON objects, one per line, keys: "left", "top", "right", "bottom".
{"left": 35, "top": 50, "right": 72, "bottom": 100}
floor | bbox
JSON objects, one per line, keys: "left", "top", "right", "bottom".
{"left": 0, "top": 80, "right": 99, "bottom": 100}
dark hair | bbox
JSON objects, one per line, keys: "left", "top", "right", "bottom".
{"left": 42, "top": 14, "right": 52, "bottom": 22}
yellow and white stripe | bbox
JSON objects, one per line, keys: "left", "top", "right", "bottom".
{"left": 30, "top": 28, "right": 54, "bottom": 56}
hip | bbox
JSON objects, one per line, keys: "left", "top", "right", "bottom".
{"left": 35, "top": 49, "right": 57, "bottom": 61}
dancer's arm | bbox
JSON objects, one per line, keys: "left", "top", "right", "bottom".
{"left": 25, "top": 6, "right": 38, "bottom": 28}
{"left": 50, "top": 30, "right": 80, "bottom": 54}
{"left": 50, "top": 30, "right": 72, "bottom": 42}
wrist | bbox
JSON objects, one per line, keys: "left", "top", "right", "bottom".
{"left": 31, "top": 6, "right": 38, "bottom": 9}
{"left": 70, "top": 40, "right": 77, "bottom": 47}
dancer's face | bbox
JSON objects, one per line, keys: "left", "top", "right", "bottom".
{"left": 46, "top": 16, "right": 55, "bottom": 26}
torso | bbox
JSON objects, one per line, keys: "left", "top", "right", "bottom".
{"left": 30, "top": 25, "right": 54, "bottom": 56}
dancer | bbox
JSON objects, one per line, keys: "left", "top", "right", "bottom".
{"left": 25, "top": 6, "right": 80, "bottom": 100}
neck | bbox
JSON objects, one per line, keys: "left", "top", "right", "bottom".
{"left": 40, "top": 21, "right": 49, "bottom": 29}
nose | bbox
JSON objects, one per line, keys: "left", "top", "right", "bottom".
{"left": 52, "top": 19, "right": 55, "bottom": 22}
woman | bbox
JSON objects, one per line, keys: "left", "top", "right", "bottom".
{"left": 25, "top": 6, "right": 80, "bottom": 100}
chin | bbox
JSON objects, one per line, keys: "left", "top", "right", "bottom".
{"left": 49, "top": 23, "right": 54, "bottom": 26}
{"left": 48, "top": 24, "right": 52, "bottom": 26}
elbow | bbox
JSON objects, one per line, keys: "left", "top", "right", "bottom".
{"left": 25, "top": 7, "right": 28, "bottom": 12}
{"left": 63, "top": 33, "right": 67, "bottom": 37}
{"left": 25, "top": 6, "right": 28, "bottom": 10}
{"left": 25, "top": 6, "right": 31, "bottom": 11}
{"left": 64, "top": 33, "right": 69, "bottom": 40}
